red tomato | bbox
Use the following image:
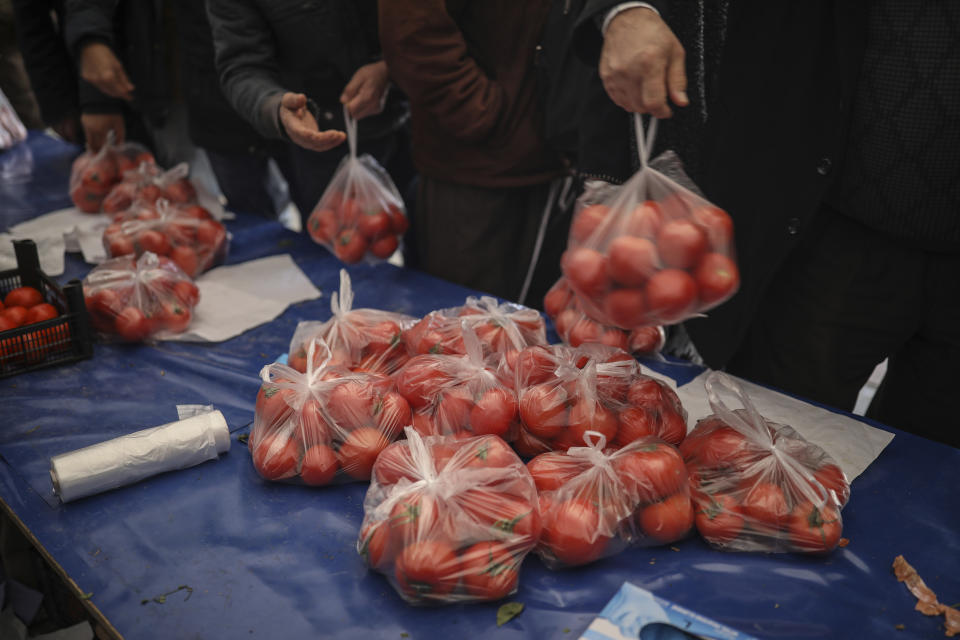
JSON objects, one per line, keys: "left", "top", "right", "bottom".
{"left": 71, "top": 186, "right": 103, "bottom": 213}
{"left": 600, "top": 328, "right": 630, "bottom": 351}
{"left": 644, "top": 269, "right": 698, "bottom": 323}
{"left": 157, "top": 300, "right": 191, "bottom": 333}
{"left": 637, "top": 493, "right": 694, "bottom": 543}
{"left": 254, "top": 380, "right": 296, "bottom": 431}
{"left": 0, "top": 306, "right": 27, "bottom": 328}
{"left": 389, "top": 206, "right": 409, "bottom": 234}
{"left": 358, "top": 210, "right": 392, "bottom": 240}
{"left": 169, "top": 245, "right": 199, "bottom": 278}
{"left": 469, "top": 388, "right": 517, "bottom": 438}
{"left": 410, "top": 412, "right": 440, "bottom": 437}
{"left": 334, "top": 229, "right": 368, "bottom": 263}
{"left": 460, "top": 490, "right": 541, "bottom": 544}
{"left": 787, "top": 500, "right": 842, "bottom": 552}
{"left": 691, "top": 206, "right": 734, "bottom": 249}
{"left": 694, "top": 253, "right": 739, "bottom": 306}
{"left": 107, "top": 235, "right": 135, "bottom": 257}
{"left": 812, "top": 463, "right": 850, "bottom": 507}
{"left": 25, "top": 303, "right": 58, "bottom": 324}
{"left": 435, "top": 385, "right": 474, "bottom": 434}
{"left": 337, "top": 427, "right": 391, "bottom": 480}
{"left": 740, "top": 482, "right": 790, "bottom": 529}
{"left": 297, "top": 398, "right": 333, "bottom": 447}
{"left": 567, "top": 317, "right": 603, "bottom": 347}
{"left": 570, "top": 204, "right": 610, "bottom": 243}
{"left": 172, "top": 280, "right": 200, "bottom": 307}
{"left": 553, "top": 308, "right": 579, "bottom": 339}
{"left": 358, "top": 521, "right": 393, "bottom": 569}
{"left": 519, "top": 384, "right": 568, "bottom": 440}
{"left": 694, "top": 492, "right": 745, "bottom": 545}
{"left": 375, "top": 391, "right": 412, "bottom": 438}
{"left": 512, "top": 424, "right": 552, "bottom": 458}
{"left": 387, "top": 491, "right": 442, "bottom": 544}
{"left": 462, "top": 436, "right": 518, "bottom": 470}
{"left": 252, "top": 431, "right": 301, "bottom": 480}
{"left": 162, "top": 178, "right": 196, "bottom": 203}
{"left": 137, "top": 230, "right": 171, "bottom": 256}
{"left": 656, "top": 220, "right": 707, "bottom": 269}
{"left": 372, "top": 442, "right": 419, "bottom": 486}
{"left": 540, "top": 498, "right": 609, "bottom": 566}
{"left": 326, "top": 379, "right": 374, "bottom": 429}
{"left": 607, "top": 236, "right": 659, "bottom": 287}
{"left": 460, "top": 541, "right": 520, "bottom": 601}
{"left": 115, "top": 306, "right": 151, "bottom": 341}
{"left": 603, "top": 288, "right": 647, "bottom": 328}
{"left": 196, "top": 220, "right": 226, "bottom": 251}
{"left": 562, "top": 248, "right": 610, "bottom": 299}
{"left": 527, "top": 452, "right": 585, "bottom": 491}
{"left": 658, "top": 409, "right": 687, "bottom": 445}
{"left": 370, "top": 234, "right": 399, "bottom": 259}
{"left": 684, "top": 424, "right": 750, "bottom": 469}
{"left": 300, "top": 444, "right": 339, "bottom": 485}
{"left": 625, "top": 201, "right": 663, "bottom": 238}
{"left": 613, "top": 443, "right": 687, "bottom": 502}
{"left": 395, "top": 540, "right": 462, "bottom": 601}
{"left": 628, "top": 326, "right": 664, "bottom": 354}
{"left": 308, "top": 208, "right": 339, "bottom": 244}
{"left": 616, "top": 407, "right": 657, "bottom": 446}
{"left": 543, "top": 282, "right": 573, "bottom": 318}
{"left": 4, "top": 286, "right": 43, "bottom": 309}
{"left": 567, "top": 400, "right": 618, "bottom": 446}
{"left": 180, "top": 204, "right": 213, "bottom": 221}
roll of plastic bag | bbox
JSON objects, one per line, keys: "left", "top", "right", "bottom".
{"left": 50, "top": 410, "right": 231, "bottom": 503}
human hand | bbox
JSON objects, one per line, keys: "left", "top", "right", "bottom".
{"left": 80, "top": 42, "right": 135, "bottom": 101}
{"left": 81, "top": 112, "right": 124, "bottom": 152}
{"left": 51, "top": 115, "right": 81, "bottom": 144}
{"left": 600, "top": 7, "right": 688, "bottom": 118}
{"left": 279, "top": 92, "right": 346, "bottom": 152}
{"left": 340, "top": 61, "right": 390, "bottom": 120}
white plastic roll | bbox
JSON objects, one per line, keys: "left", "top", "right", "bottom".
{"left": 50, "top": 410, "right": 231, "bottom": 503}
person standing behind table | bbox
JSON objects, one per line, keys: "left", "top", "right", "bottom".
{"left": 574, "top": 1, "right": 960, "bottom": 448}
{"left": 206, "top": 0, "right": 410, "bottom": 229}
{"left": 378, "top": 0, "right": 569, "bottom": 306}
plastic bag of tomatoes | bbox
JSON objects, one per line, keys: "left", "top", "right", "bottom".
{"left": 287, "top": 269, "right": 415, "bottom": 375}
{"left": 103, "top": 198, "right": 228, "bottom": 277}
{"left": 403, "top": 295, "right": 547, "bottom": 360}
{"left": 544, "top": 276, "right": 665, "bottom": 358}
{"left": 102, "top": 161, "right": 198, "bottom": 214}
{"left": 82, "top": 252, "right": 200, "bottom": 341}
{"left": 250, "top": 341, "right": 412, "bottom": 485}
{"left": 681, "top": 372, "right": 850, "bottom": 553}
{"left": 305, "top": 109, "right": 407, "bottom": 264}
{"left": 510, "top": 343, "right": 687, "bottom": 456}
{"left": 531, "top": 431, "right": 693, "bottom": 568}
{"left": 560, "top": 116, "right": 739, "bottom": 329}
{"left": 359, "top": 428, "right": 540, "bottom": 604}
{"left": 393, "top": 327, "right": 521, "bottom": 441}
{"left": 69, "top": 132, "right": 155, "bottom": 213}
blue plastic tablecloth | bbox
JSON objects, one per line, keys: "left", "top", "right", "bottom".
{"left": 1, "top": 133, "right": 958, "bottom": 640}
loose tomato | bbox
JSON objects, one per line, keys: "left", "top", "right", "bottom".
{"left": 540, "top": 498, "right": 609, "bottom": 566}
{"left": 300, "top": 444, "right": 339, "bottom": 485}
{"left": 25, "top": 303, "right": 58, "bottom": 324}
{"left": 694, "top": 253, "right": 739, "bottom": 306}
{"left": 694, "top": 492, "right": 745, "bottom": 545}
{"left": 395, "top": 540, "right": 462, "bottom": 601}
{"left": 469, "top": 388, "right": 517, "bottom": 438}
{"left": 337, "top": 427, "right": 391, "bottom": 480}
{"left": 637, "top": 492, "right": 694, "bottom": 543}
{"left": 656, "top": 220, "right": 707, "bottom": 269}
{"left": 1, "top": 306, "right": 27, "bottom": 327}
{"left": 252, "top": 431, "right": 301, "bottom": 480}
{"left": 607, "top": 236, "right": 659, "bottom": 287}
{"left": 334, "top": 229, "right": 368, "bottom": 263}
{"left": 4, "top": 286, "right": 43, "bottom": 309}
{"left": 562, "top": 248, "right": 610, "bottom": 299}
{"left": 460, "top": 541, "right": 520, "bottom": 601}
{"left": 644, "top": 269, "right": 698, "bottom": 323}
{"left": 787, "top": 500, "right": 842, "bottom": 552}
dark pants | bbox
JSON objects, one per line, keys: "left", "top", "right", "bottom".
{"left": 726, "top": 203, "right": 960, "bottom": 448}
{"left": 415, "top": 176, "right": 573, "bottom": 307}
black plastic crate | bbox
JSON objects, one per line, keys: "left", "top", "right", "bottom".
{"left": 0, "top": 239, "right": 93, "bottom": 378}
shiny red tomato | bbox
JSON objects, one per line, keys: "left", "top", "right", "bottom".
{"left": 787, "top": 500, "right": 842, "bottom": 552}
{"left": 644, "top": 269, "right": 698, "bottom": 323}
{"left": 137, "top": 230, "right": 171, "bottom": 256}
{"left": 562, "top": 248, "right": 610, "bottom": 299}
{"left": 337, "top": 427, "right": 390, "bottom": 480}
{"left": 358, "top": 210, "right": 392, "bottom": 240}
{"left": 694, "top": 253, "right": 739, "bottom": 306}
{"left": 543, "top": 281, "right": 573, "bottom": 317}
{"left": 691, "top": 206, "right": 734, "bottom": 249}
{"left": 25, "top": 303, "right": 58, "bottom": 324}
{"left": 4, "top": 286, "right": 43, "bottom": 309}
{"left": 519, "top": 384, "right": 568, "bottom": 440}
{"left": 395, "top": 540, "right": 462, "bottom": 601}
{"left": 374, "top": 391, "right": 412, "bottom": 438}
{"left": 637, "top": 492, "right": 695, "bottom": 543}
{"left": 254, "top": 379, "right": 296, "bottom": 432}
{"left": 603, "top": 288, "right": 647, "bottom": 327}
{"left": 169, "top": 245, "right": 199, "bottom": 277}
{"left": 526, "top": 452, "right": 585, "bottom": 491}
{"left": 0, "top": 306, "right": 26, "bottom": 328}
{"left": 308, "top": 207, "right": 339, "bottom": 244}
{"left": 567, "top": 400, "right": 618, "bottom": 446}
{"left": 387, "top": 491, "right": 442, "bottom": 545}
{"left": 540, "top": 498, "right": 609, "bottom": 566}
{"left": 616, "top": 407, "right": 657, "bottom": 445}
{"left": 567, "top": 316, "right": 603, "bottom": 347}
{"left": 625, "top": 201, "right": 663, "bottom": 238}
{"left": 607, "top": 236, "right": 659, "bottom": 287}
{"left": 812, "top": 463, "right": 850, "bottom": 507}
{"left": 300, "top": 444, "right": 339, "bottom": 485}
{"left": 740, "top": 481, "right": 790, "bottom": 529}
{"left": 389, "top": 205, "right": 409, "bottom": 234}
{"left": 469, "top": 388, "right": 517, "bottom": 438}
{"left": 570, "top": 204, "right": 610, "bottom": 243}
{"left": 358, "top": 521, "right": 393, "bottom": 569}
{"left": 656, "top": 220, "right": 707, "bottom": 269}
{"left": 334, "top": 229, "right": 368, "bottom": 263}
{"left": 370, "top": 234, "right": 399, "bottom": 259}
{"left": 613, "top": 442, "right": 687, "bottom": 502}
{"left": 460, "top": 541, "right": 520, "bottom": 601}
{"left": 252, "top": 431, "right": 301, "bottom": 480}
{"left": 372, "top": 442, "right": 419, "bottom": 486}
{"left": 156, "top": 300, "right": 191, "bottom": 333}
{"left": 115, "top": 306, "right": 151, "bottom": 341}
{"left": 694, "top": 492, "right": 745, "bottom": 545}
{"left": 172, "top": 280, "right": 199, "bottom": 307}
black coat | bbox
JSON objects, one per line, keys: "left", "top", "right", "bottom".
{"left": 11, "top": 0, "right": 78, "bottom": 125}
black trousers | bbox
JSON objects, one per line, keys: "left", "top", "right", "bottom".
{"left": 726, "top": 203, "right": 960, "bottom": 448}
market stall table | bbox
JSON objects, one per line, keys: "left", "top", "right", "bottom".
{"left": 1, "top": 133, "right": 958, "bottom": 639}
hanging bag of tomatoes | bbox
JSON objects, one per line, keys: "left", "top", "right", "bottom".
{"left": 305, "top": 107, "right": 408, "bottom": 264}
{"left": 680, "top": 371, "right": 850, "bottom": 553}
{"left": 287, "top": 269, "right": 416, "bottom": 375}
{"left": 358, "top": 428, "right": 541, "bottom": 604}
{"left": 532, "top": 430, "right": 693, "bottom": 569}
{"left": 250, "top": 340, "right": 411, "bottom": 485}
{"left": 82, "top": 252, "right": 200, "bottom": 342}
{"left": 69, "top": 131, "right": 155, "bottom": 213}
{"left": 561, "top": 115, "right": 739, "bottom": 329}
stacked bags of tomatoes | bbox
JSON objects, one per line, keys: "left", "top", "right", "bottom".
{"left": 358, "top": 428, "right": 540, "bottom": 603}
{"left": 544, "top": 276, "right": 665, "bottom": 357}
{"left": 404, "top": 295, "right": 547, "bottom": 358}
{"left": 102, "top": 161, "right": 198, "bottom": 214}
{"left": 681, "top": 372, "right": 850, "bottom": 553}
{"left": 510, "top": 343, "right": 687, "bottom": 457}
{"left": 529, "top": 431, "right": 693, "bottom": 568}
{"left": 82, "top": 252, "right": 200, "bottom": 341}
{"left": 561, "top": 117, "right": 739, "bottom": 329}
{"left": 69, "top": 133, "right": 155, "bottom": 213}
{"left": 306, "top": 109, "right": 408, "bottom": 263}
{"left": 287, "top": 270, "right": 416, "bottom": 375}
{"left": 250, "top": 341, "right": 412, "bottom": 485}
{"left": 103, "top": 198, "right": 228, "bottom": 277}
{"left": 393, "top": 327, "right": 520, "bottom": 440}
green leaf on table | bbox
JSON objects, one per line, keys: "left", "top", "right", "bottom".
{"left": 497, "top": 602, "right": 524, "bottom": 627}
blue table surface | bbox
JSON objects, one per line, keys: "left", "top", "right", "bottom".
{"left": 1, "top": 133, "right": 958, "bottom": 640}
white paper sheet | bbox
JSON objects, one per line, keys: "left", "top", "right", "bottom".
{"left": 675, "top": 370, "right": 895, "bottom": 481}
{"left": 0, "top": 233, "right": 66, "bottom": 276}
{"left": 160, "top": 253, "right": 321, "bottom": 343}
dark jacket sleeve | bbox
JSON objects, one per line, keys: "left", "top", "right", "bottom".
{"left": 61, "top": 0, "right": 125, "bottom": 114}
{"left": 575, "top": 0, "right": 668, "bottom": 62}
{"left": 378, "top": 0, "right": 505, "bottom": 144}
{"left": 206, "top": 0, "right": 287, "bottom": 140}
{"left": 10, "top": 0, "right": 79, "bottom": 123}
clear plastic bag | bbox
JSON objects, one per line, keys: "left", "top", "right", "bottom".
{"left": 392, "top": 327, "right": 520, "bottom": 440}
{"left": 287, "top": 270, "right": 416, "bottom": 375}
{"left": 510, "top": 343, "right": 687, "bottom": 456}
{"left": 103, "top": 198, "right": 228, "bottom": 277}
{"left": 69, "top": 132, "right": 155, "bottom": 213}
{"left": 533, "top": 431, "right": 693, "bottom": 569}
{"left": 102, "top": 161, "right": 197, "bottom": 214}
{"left": 358, "top": 428, "right": 540, "bottom": 604}
{"left": 250, "top": 341, "right": 412, "bottom": 485}
{"left": 680, "top": 372, "right": 850, "bottom": 553}
{"left": 81, "top": 252, "right": 199, "bottom": 341}
{"left": 404, "top": 295, "right": 547, "bottom": 358}
{"left": 561, "top": 116, "right": 739, "bottom": 328}
{"left": 544, "top": 276, "right": 665, "bottom": 357}
{"left": 305, "top": 108, "right": 408, "bottom": 264}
